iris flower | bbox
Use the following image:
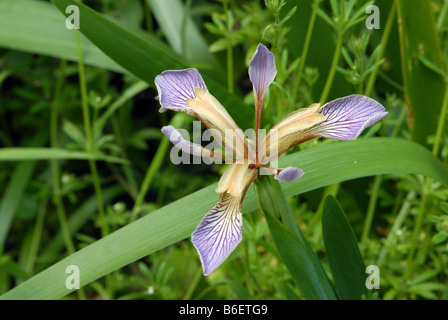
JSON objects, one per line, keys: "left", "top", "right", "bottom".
{"left": 155, "top": 43, "right": 388, "bottom": 276}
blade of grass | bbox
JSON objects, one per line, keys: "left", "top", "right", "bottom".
{"left": 322, "top": 195, "right": 367, "bottom": 300}
{"left": 255, "top": 176, "right": 337, "bottom": 300}
{"left": 397, "top": 0, "right": 445, "bottom": 146}
{"left": 2, "top": 137, "right": 448, "bottom": 299}
{"left": 39, "top": 186, "right": 123, "bottom": 265}
{"left": 0, "top": 0, "right": 124, "bottom": 72}
{"left": 0, "top": 133, "right": 47, "bottom": 244}
{"left": 50, "top": 0, "right": 253, "bottom": 128}
{"left": 0, "top": 161, "right": 37, "bottom": 245}
{"left": 147, "top": 0, "right": 223, "bottom": 73}
{"left": 0, "top": 148, "right": 129, "bottom": 164}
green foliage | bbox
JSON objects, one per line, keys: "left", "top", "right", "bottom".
{"left": 0, "top": 0, "right": 447, "bottom": 300}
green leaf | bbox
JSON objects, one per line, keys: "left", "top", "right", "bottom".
{"left": 147, "top": 0, "right": 223, "bottom": 73}
{"left": 322, "top": 195, "right": 368, "bottom": 300}
{"left": 62, "top": 120, "right": 86, "bottom": 148}
{"left": 0, "top": 161, "right": 37, "bottom": 245}
{"left": 254, "top": 177, "right": 337, "bottom": 300}
{"left": 0, "top": 0, "right": 124, "bottom": 72}
{"left": 50, "top": 0, "right": 253, "bottom": 129}
{"left": 0, "top": 148, "right": 129, "bottom": 164}
{"left": 397, "top": 0, "right": 446, "bottom": 146}
{"left": 283, "top": 281, "right": 300, "bottom": 300}
{"left": 39, "top": 186, "right": 123, "bottom": 264}
{"left": 0, "top": 133, "right": 47, "bottom": 245}
{"left": 2, "top": 137, "right": 448, "bottom": 299}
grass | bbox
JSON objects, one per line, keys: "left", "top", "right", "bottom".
{"left": 0, "top": 0, "right": 447, "bottom": 300}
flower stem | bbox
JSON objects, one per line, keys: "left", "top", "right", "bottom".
{"left": 130, "top": 135, "right": 171, "bottom": 221}
{"left": 144, "top": 0, "right": 153, "bottom": 33}
{"left": 75, "top": 30, "right": 108, "bottom": 238}
{"left": 181, "top": 0, "right": 192, "bottom": 60}
{"left": 377, "top": 191, "right": 416, "bottom": 267}
{"left": 51, "top": 57, "right": 86, "bottom": 300}
{"left": 50, "top": 59, "right": 75, "bottom": 256}
{"left": 431, "top": 82, "right": 448, "bottom": 157}
{"left": 319, "top": 32, "right": 344, "bottom": 105}
{"left": 292, "top": 7, "right": 317, "bottom": 104}
{"left": 25, "top": 193, "right": 48, "bottom": 274}
{"left": 361, "top": 174, "right": 382, "bottom": 244}
{"left": 401, "top": 81, "right": 448, "bottom": 294}
{"left": 365, "top": 1, "right": 397, "bottom": 97}
{"left": 223, "top": 0, "right": 234, "bottom": 94}
{"left": 130, "top": 113, "right": 185, "bottom": 221}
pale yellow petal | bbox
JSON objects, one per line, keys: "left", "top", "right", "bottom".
{"left": 186, "top": 88, "right": 254, "bottom": 161}
{"left": 215, "top": 164, "right": 258, "bottom": 197}
{"left": 259, "top": 104, "right": 324, "bottom": 163}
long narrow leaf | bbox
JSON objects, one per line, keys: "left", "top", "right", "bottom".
{"left": 147, "top": 0, "right": 223, "bottom": 73}
{"left": 0, "top": 0, "right": 124, "bottom": 72}
{"left": 255, "top": 177, "right": 337, "bottom": 300}
{"left": 0, "top": 148, "right": 129, "bottom": 164}
{"left": 2, "top": 137, "right": 448, "bottom": 299}
{"left": 50, "top": 0, "right": 253, "bottom": 128}
{"left": 397, "top": 0, "right": 445, "bottom": 146}
{"left": 322, "top": 195, "right": 367, "bottom": 300}
{"left": 0, "top": 161, "right": 37, "bottom": 245}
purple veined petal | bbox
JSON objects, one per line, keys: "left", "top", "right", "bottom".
{"left": 313, "top": 95, "right": 388, "bottom": 140}
{"left": 274, "top": 166, "right": 305, "bottom": 182}
{"left": 191, "top": 193, "right": 244, "bottom": 276}
{"left": 249, "top": 43, "right": 277, "bottom": 105}
{"left": 155, "top": 68, "right": 207, "bottom": 113}
{"left": 161, "top": 125, "right": 235, "bottom": 163}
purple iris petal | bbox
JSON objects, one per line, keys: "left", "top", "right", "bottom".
{"left": 274, "top": 167, "right": 305, "bottom": 182}
{"left": 161, "top": 125, "right": 201, "bottom": 155}
{"left": 314, "top": 95, "right": 388, "bottom": 140}
{"left": 161, "top": 125, "right": 234, "bottom": 162}
{"left": 155, "top": 68, "right": 207, "bottom": 111}
{"left": 191, "top": 193, "right": 243, "bottom": 276}
{"left": 249, "top": 44, "right": 277, "bottom": 103}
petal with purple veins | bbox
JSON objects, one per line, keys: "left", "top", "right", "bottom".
{"left": 313, "top": 94, "right": 388, "bottom": 140}
{"left": 155, "top": 68, "right": 207, "bottom": 113}
{"left": 191, "top": 193, "right": 244, "bottom": 276}
{"left": 249, "top": 44, "right": 277, "bottom": 106}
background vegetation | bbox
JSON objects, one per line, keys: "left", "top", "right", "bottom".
{"left": 0, "top": 0, "right": 447, "bottom": 300}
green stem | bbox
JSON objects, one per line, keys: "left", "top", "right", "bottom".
{"left": 401, "top": 82, "right": 448, "bottom": 294}
{"left": 319, "top": 32, "right": 344, "bottom": 105}
{"left": 365, "top": 1, "right": 397, "bottom": 97}
{"left": 431, "top": 82, "right": 448, "bottom": 157}
{"left": 436, "top": 0, "right": 448, "bottom": 29}
{"left": 25, "top": 193, "right": 48, "bottom": 274}
{"left": 75, "top": 30, "right": 108, "bottom": 238}
{"left": 292, "top": 4, "right": 317, "bottom": 104}
{"left": 272, "top": 12, "right": 280, "bottom": 56}
{"left": 130, "top": 136, "right": 170, "bottom": 221}
{"left": 377, "top": 191, "right": 416, "bottom": 267}
{"left": 361, "top": 175, "right": 382, "bottom": 244}
{"left": 399, "top": 83, "right": 448, "bottom": 297}
{"left": 307, "top": 183, "right": 340, "bottom": 243}
{"left": 130, "top": 114, "right": 185, "bottom": 221}
{"left": 181, "top": 0, "right": 192, "bottom": 60}
{"left": 50, "top": 58, "right": 86, "bottom": 300}
{"left": 223, "top": 0, "right": 233, "bottom": 94}
{"left": 144, "top": 0, "right": 154, "bottom": 33}
{"left": 50, "top": 59, "right": 75, "bottom": 255}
